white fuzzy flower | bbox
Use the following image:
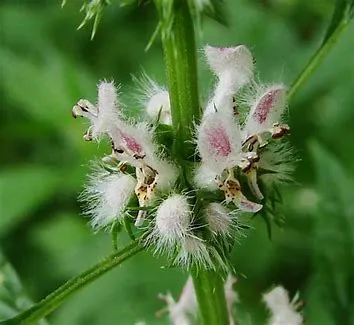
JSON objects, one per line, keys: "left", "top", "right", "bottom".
{"left": 243, "top": 84, "right": 287, "bottom": 139}
{"left": 196, "top": 110, "right": 263, "bottom": 213}
{"left": 148, "top": 194, "right": 192, "bottom": 253}
{"left": 263, "top": 286, "right": 303, "bottom": 325}
{"left": 204, "top": 45, "right": 254, "bottom": 115}
{"left": 204, "top": 203, "right": 234, "bottom": 236}
{"left": 82, "top": 169, "right": 136, "bottom": 229}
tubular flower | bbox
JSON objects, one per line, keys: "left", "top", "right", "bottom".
{"left": 196, "top": 45, "right": 292, "bottom": 214}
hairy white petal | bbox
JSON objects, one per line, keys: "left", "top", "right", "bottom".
{"left": 205, "top": 45, "right": 254, "bottom": 81}
{"left": 94, "top": 81, "right": 121, "bottom": 136}
{"left": 263, "top": 286, "right": 303, "bottom": 325}
{"left": 152, "top": 194, "right": 192, "bottom": 250}
{"left": 134, "top": 73, "right": 171, "bottom": 125}
{"left": 197, "top": 111, "right": 242, "bottom": 174}
{"left": 154, "top": 159, "right": 178, "bottom": 191}
{"left": 83, "top": 170, "right": 136, "bottom": 229}
{"left": 244, "top": 84, "right": 287, "bottom": 138}
{"left": 205, "top": 203, "right": 233, "bottom": 235}
{"left": 193, "top": 164, "right": 219, "bottom": 190}
{"left": 204, "top": 45, "right": 254, "bottom": 116}
{"left": 174, "top": 236, "right": 214, "bottom": 270}
{"left": 146, "top": 90, "right": 171, "bottom": 125}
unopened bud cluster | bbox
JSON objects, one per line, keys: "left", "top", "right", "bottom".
{"left": 72, "top": 44, "right": 293, "bottom": 270}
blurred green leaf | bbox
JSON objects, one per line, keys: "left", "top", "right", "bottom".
{"left": 322, "top": 0, "right": 354, "bottom": 44}
{"left": 0, "top": 167, "right": 60, "bottom": 237}
{"left": 0, "top": 251, "right": 47, "bottom": 324}
{"left": 306, "top": 141, "right": 354, "bottom": 324}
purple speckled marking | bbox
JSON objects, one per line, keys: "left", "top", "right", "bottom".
{"left": 120, "top": 131, "right": 142, "bottom": 153}
{"left": 205, "top": 125, "right": 231, "bottom": 157}
{"left": 253, "top": 89, "right": 280, "bottom": 124}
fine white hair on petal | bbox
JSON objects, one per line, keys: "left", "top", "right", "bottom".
{"left": 153, "top": 159, "right": 178, "bottom": 191}
{"left": 82, "top": 169, "right": 136, "bottom": 229}
{"left": 204, "top": 203, "right": 234, "bottom": 236}
{"left": 204, "top": 45, "right": 254, "bottom": 116}
{"left": 197, "top": 110, "right": 242, "bottom": 174}
{"left": 244, "top": 84, "right": 287, "bottom": 138}
{"left": 133, "top": 73, "right": 172, "bottom": 125}
{"left": 174, "top": 236, "right": 214, "bottom": 270}
{"left": 204, "top": 45, "right": 254, "bottom": 80}
{"left": 263, "top": 286, "right": 303, "bottom": 325}
{"left": 95, "top": 80, "right": 121, "bottom": 135}
{"left": 112, "top": 121, "right": 157, "bottom": 168}
{"left": 193, "top": 163, "right": 219, "bottom": 190}
{"left": 151, "top": 194, "right": 192, "bottom": 251}
{"left": 147, "top": 90, "right": 171, "bottom": 125}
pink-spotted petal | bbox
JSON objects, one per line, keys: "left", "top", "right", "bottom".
{"left": 197, "top": 111, "right": 242, "bottom": 174}
{"left": 245, "top": 85, "right": 287, "bottom": 137}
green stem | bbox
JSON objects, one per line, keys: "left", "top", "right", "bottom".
{"left": 159, "top": 0, "right": 201, "bottom": 159}
{"left": 191, "top": 270, "right": 230, "bottom": 325}
{"left": 288, "top": 16, "right": 350, "bottom": 100}
{"left": 157, "top": 1, "right": 229, "bottom": 324}
{"left": 1, "top": 241, "right": 143, "bottom": 325}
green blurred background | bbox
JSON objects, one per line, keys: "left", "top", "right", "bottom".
{"left": 1, "top": 0, "right": 353, "bottom": 324}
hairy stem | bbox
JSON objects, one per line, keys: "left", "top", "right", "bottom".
{"left": 159, "top": 0, "right": 201, "bottom": 160}
{"left": 1, "top": 241, "right": 143, "bottom": 325}
{"left": 157, "top": 1, "right": 229, "bottom": 324}
{"left": 288, "top": 13, "right": 351, "bottom": 100}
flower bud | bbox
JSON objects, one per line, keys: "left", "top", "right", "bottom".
{"left": 83, "top": 170, "right": 136, "bottom": 229}
{"left": 155, "top": 194, "right": 192, "bottom": 246}
{"left": 204, "top": 203, "right": 233, "bottom": 236}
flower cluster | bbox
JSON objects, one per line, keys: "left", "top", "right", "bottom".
{"left": 195, "top": 45, "right": 292, "bottom": 214}
{"left": 72, "top": 44, "right": 293, "bottom": 270}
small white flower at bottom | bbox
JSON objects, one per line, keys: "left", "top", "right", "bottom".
{"left": 263, "top": 286, "right": 303, "bottom": 325}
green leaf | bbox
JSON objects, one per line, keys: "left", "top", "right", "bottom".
{"left": 322, "top": 0, "right": 354, "bottom": 45}
{"left": 77, "top": 0, "right": 111, "bottom": 39}
{"left": 0, "top": 167, "right": 60, "bottom": 237}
